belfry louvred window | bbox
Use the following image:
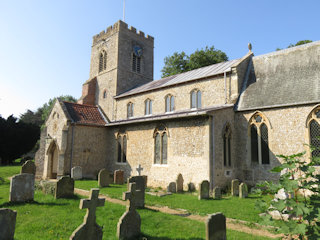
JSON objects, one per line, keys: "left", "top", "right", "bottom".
{"left": 249, "top": 112, "right": 270, "bottom": 165}
{"left": 99, "top": 50, "right": 107, "bottom": 72}
{"left": 154, "top": 125, "right": 168, "bottom": 164}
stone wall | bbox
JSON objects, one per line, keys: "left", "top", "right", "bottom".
{"left": 35, "top": 127, "right": 47, "bottom": 178}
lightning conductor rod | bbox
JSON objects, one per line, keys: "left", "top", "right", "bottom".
{"left": 123, "top": 0, "right": 126, "bottom": 22}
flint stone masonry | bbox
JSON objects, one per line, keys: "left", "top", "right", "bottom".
{"left": 176, "top": 174, "right": 184, "bottom": 192}
{"left": 206, "top": 212, "right": 227, "bottom": 240}
{"left": 21, "top": 160, "right": 36, "bottom": 175}
{"left": 71, "top": 166, "right": 83, "bottom": 180}
{"left": 199, "top": 180, "right": 210, "bottom": 200}
{"left": 0, "top": 208, "right": 17, "bottom": 240}
{"left": 239, "top": 183, "right": 248, "bottom": 198}
{"left": 231, "top": 179, "right": 239, "bottom": 196}
{"left": 114, "top": 170, "right": 124, "bottom": 185}
{"left": 98, "top": 169, "right": 113, "bottom": 187}
{"left": 212, "top": 187, "right": 222, "bottom": 200}
{"left": 70, "top": 189, "right": 105, "bottom": 240}
{"left": 10, "top": 173, "right": 34, "bottom": 202}
{"left": 55, "top": 176, "right": 74, "bottom": 199}
{"left": 167, "top": 182, "right": 176, "bottom": 193}
{"left": 127, "top": 176, "right": 146, "bottom": 208}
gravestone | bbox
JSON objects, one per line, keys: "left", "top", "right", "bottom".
{"left": 55, "top": 176, "right": 74, "bottom": 199}
{"left": 167, "top": 182, "right": 176, "bottom": 193}
{"left": 98, "top": 169, "right": 112, "bottom": 187}
{"left": 212, "top": 187, "right": 221, "bottom": 200}
{"left": 199, "top": 180, "right": 210, "bottom": 200}
{"left": 136, "top": 164, "right": 143, "bottom": 176}
{"left": 70, "top": 188, "right": 105, "bottom": 240}
{"left": 188, "top": 182, "right": 196, "bottom": 192}
{"left": 71, "top": 166, "right": 83, "bottom": 180}
{"left": 117, "top": 183, "right": 141, "bottom": 240}
{"left": 239, "top": 183, "right": 248, "bottom": 198}
{"left": 206, "top": 212, "right": 226, "bottom": 240}
{"left": 21, "top": 160, "right": 36, "bottom": 175}
{"left": 114, "top": 170, "right": 124, "bottom": 185}
{"left": 0, "top": 208, "right": 17, "bottom": 240}
{"left": 231, "top": 179, "right": 239, "bottom": 196}
{"left": 176, "top": 173, "right": 184, "bottom": 192}
{"left": 10, "top": 173, "right": 34, "bottom": 202}
{"left": 126, "top": 176, "right": 145, "bottom": 208}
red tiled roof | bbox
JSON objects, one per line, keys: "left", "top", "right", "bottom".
{"left": 62, "top": 101, "right": 106, "bottom": 126}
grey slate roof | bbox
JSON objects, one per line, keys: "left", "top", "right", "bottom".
{"left": 115, "top": 59, "right": 240, "bottom": 98}
{"left": 237, "top": 41, "right": 320, "bottom": 111}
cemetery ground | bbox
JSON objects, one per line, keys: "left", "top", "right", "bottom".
{"left": 1, "top": 166, "right": 276, "bottom": 239}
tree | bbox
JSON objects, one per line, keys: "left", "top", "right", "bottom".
{"left": 161, "top": 46, "right": 228, "bottom": 78}
{"left": 277, "top": 40, "right": 313, "bottom": 51}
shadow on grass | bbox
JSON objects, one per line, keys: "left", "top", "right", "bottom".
{"left": 0, "top": 200, "right": 69, "bottom": 208}
{"left": 141, "top": 234, "right": 203, "bottom": 240}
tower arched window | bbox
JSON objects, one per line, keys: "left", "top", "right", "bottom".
{"left": 307, "top": 107, "right": 320, "bottom": 158}
{"left": 145, "top": 99, "right": 153, "bottom": 115}
{"left": 99, "top": 50, "right": 107, "bottom": 73}
{"left": 132, "top": 45, "right": 142, "bottom": 73}
{"left": 190, "top": 89, "right": 202, "bottom": 109}
{"left": 117, "top": 132, "right": 127, "bottom": 163}
{"left": 165, "top": 95, "right": 174, "bottom": 113}
{"left": 249, "top": 112, "right": 270, "bottom": 165}
{"left": 223, "top": 124, "right": 232, "bottom": 167}
{"left": 127, "top": 102, "right": 134, "bottom": 118}
{"left": 154, "top": 125, "right": 168, "bottom": 165}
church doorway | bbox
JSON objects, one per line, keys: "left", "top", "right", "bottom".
{"left": 48, "top": 141, "right": 59, "bottom": 179}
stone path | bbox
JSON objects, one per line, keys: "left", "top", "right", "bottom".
{"left": 74, "top": 188, "right": 282, "bottom": 239}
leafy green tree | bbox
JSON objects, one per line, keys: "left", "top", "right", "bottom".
{"left": 255, "top": 151, "right": 320, "bottom": 239}
{"left": 161, "top": 46, "right": 228, "bottom": 78}
{"left": 20, "top": 109, "right": 43, "bottom": 126}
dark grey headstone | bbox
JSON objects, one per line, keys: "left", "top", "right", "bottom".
{"left": 167, "top": 182, "right": 176, "bottom": 193}
{"left": 98, "top": 169, "right": 112, "bottom": 187}
{"left": 199, "top": 180, "right": 210, "bottom": 200}
{"left": 0, "top": 208, "right": 17, "bottom": 240}
{"left": 71, "top": 166, "right": 83, "bottom": 180}
{"left": 55, "top": 176, "right": 74, "bottom": 199}
{"left": 114, "top": 170, "right": 124, "bottom": 185}
{"left": 206, "top": 212, "right": 226, "bottom": 240}
{"left": 21, "top": 160, "right": 36, "bottom": 175}
{"left": 212, "top": 187, "right": 222, "bottom": 200}
{"left": 10, "top": 173, "right": 34, "bottom": 202}
{"left": 127, "top": 176, "right": 145, "bottom": 208}
{"left": 188, "top": 182, "right": 196, "bottom": 192}
{"left": 176, "top": 173, "right": 184, "bottom": 192}
{"left": 231, "top": 179, "right": 239, "bottom": 196}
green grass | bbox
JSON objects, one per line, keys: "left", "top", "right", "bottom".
{"left": 75, "top": 179, "right": 272, "bottom": 222}
{"left": 0, "top": 174, "right": 273, "bottom": 240}
{"left": 0, "top": 165, "right": 21, "bottom": 183}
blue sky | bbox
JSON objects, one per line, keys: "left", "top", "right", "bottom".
{"left": 1, "top": 0, "right": 319, "bottom": 118}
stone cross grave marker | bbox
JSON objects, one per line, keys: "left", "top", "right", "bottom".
{"left": 10, "top": 173, "right": 34, "bottom": 202}
{"left": 71, "top": 166, "right": 83, "bottom": 180}
{"left": 239, "top": 183, "right": 248, "bottom": 198}
{"left": 167, "top": 182, "right": 176, "bottom": 193}
{"left": 206, "top": 212, "right": 226, "bottom": 240}
{"left": 70, "top": 188, "right": 105, "bottom": 240}
{"left": 127, "top": 176, "right": 145, "bottom": 208}
{"left": 117, "top": 183, "right": 141, "bottom": 239}
{"left": 21, "top": 160, "right": 36, "bottom": 175}
{"left": 114, "top": 170, "right": 124, "bottom": 185}
{"left": 55, "top": 176, "right": 74, "bottom": 199}
{"left": 0, "top": 208, "right": 17, "bottom": 240}
{"left": 199, "top": 180, "right": 210, "bottom": 200}
{"left": 136, "top": 164, "right": 143, "bottom": 176}
{"left": 98, "top": 169, "right": 112, "bottom": 187}
{"left": 231, "top": 179, "right": 239, "bottom": 196}
{"left": 213, "top": 187, "right": 221, "bottom": 200}
{"left": 176, "top": 173, "right": 184, "bottom": 192}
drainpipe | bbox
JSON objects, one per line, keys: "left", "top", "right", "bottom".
{"left": 70, "top": 124, "right": 75, "bottom": 174}
{"left": 224, "top": 71, "right": 227, "bottom": 104}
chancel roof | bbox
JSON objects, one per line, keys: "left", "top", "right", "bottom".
{"left": 61, "top": 101, "right": 107, "bottom": 126}
{"left": 237, "top": 41, "right": 320, "bottom": 111}
{"left": 116, "top": 59, "right": 240, "bottom": 98}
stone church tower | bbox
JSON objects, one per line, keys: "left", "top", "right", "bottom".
{"left": 78, "top": 20, "right": 154, "bottom": 121}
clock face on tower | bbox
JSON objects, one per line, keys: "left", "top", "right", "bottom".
{"left": 133, "top": 45, "right": 143, "bottom": 57}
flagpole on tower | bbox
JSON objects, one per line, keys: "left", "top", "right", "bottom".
{"left": 123, "top": 0, "right": 125, "bottom": 22}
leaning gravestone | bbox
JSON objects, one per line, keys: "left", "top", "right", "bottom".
{"left": 98, "top": 169, "right": 113, "bottom": 187}
{"left": 127, "top": 176, "right": 145, "bottom": 208}
{"left": 55, "top": 176, "right": 74, "bottom": 199}
{"left": 114, "top": 170, "right": 124, "bottom": 185}
{"left": 167, "top": 182, "right": 176, "bottom": 193}
{"left": 206, "top": 212, "right": 227, "bottom": 240}
{"left": 21, "top": 160, "right": 36, "bottom": 175}
{"left": 71, "top": 166, "right": 83, "bottom": 180}
{"left": 231, "top": 179, "right": 239, "bottom": 196}
{"left": 70, "top": 188, "right": 105, "bottom": 240}
{"left": 199, "top": 180, "right": 210, "bottom": 200}
{"left": 176, "top": 173, "right": 184, "bottom": 192}
{"left": 0, "top": 208, "right": 17, "bottom": 240}
{"left": 117, "top": 183, "right": 141, "bottom": 240}
{"left": 10, "top": 173, "right": 34, "bottom": 202}
{"left": 239, "top": 183, "right": 248, "bottom": 198}
{"left": 212, "top": 187, "right": 221, "bottom": 200}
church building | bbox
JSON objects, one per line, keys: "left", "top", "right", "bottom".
{"left": 35, "top": 20, "right": 320, "bottom": 190}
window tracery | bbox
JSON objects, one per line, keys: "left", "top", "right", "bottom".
{"left": 154, "top": 125, "right": 168, "bottom": 164}
{"left": 117, "top": 132, "right": 127, "bottom": 163}
{"left": 190, "top": 89, "right": 202, "bottom": 109}
{"left": 307, "top": 106, "right": 320, "bottom": 158}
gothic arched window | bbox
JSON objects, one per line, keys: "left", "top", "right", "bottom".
{"left": 117, "top": 133, "right": 127, "bottom": 163}
{"left": 154, "top": 125, "right": 168, "bottom": 164}
{"left": 190, "top": 89, "right": 202, "bottom": 109}
{"left": 127, "top": 102, "right": 134, "bottom": 118}
{"left": 307, "top": 107, "right": 320, "bottom": 158}
{"left": 99, "top": 50, "right": 107, "bottom": 72}
{"left": 145, "top": 99, "right": 152, "bottom": 115}
{"left": 223, "top": 124, "right": 232, "bottom": 167}
{"left": 249, "top": 112, "right": 270, "bottom": 164}
{"left": 165, "top": 95, "right": 174, "bottom": 113}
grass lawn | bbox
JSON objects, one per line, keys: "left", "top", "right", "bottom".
{"left": 75, "top": 179, "right": 272, "bottom": 223}
{"left": 0, "top": 171, "right": 273, "bottom": 240}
